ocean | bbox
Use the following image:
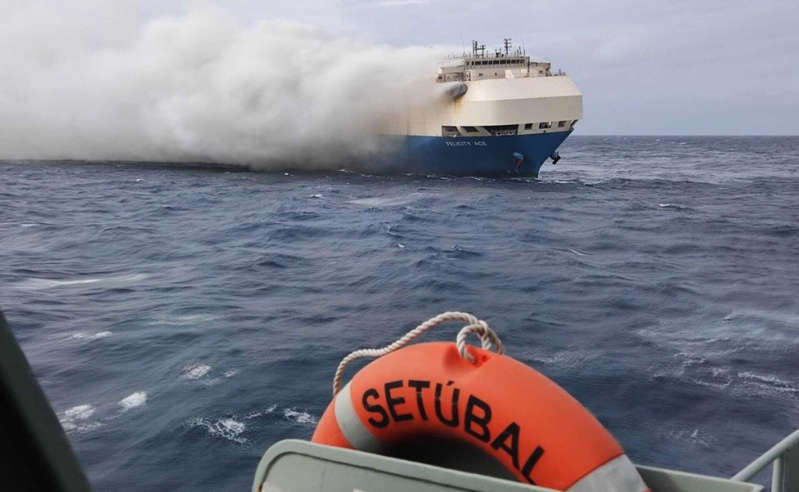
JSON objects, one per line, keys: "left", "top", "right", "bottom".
{"left": 1, "top": 136, "right": 798, "bottom": 490}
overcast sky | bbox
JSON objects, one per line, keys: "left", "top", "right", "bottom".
{"left": 4, "top": 0, "right": 799, "bottom": 137}
{"left": 218, "top": 0, "right": 799, "bottom": 135}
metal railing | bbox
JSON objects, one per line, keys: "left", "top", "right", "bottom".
{"left": 733, "top": 428, "right": 799, "bottom": 492}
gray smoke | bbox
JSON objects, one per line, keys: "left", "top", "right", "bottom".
{"left": 0, "top": 3, "right": 449, "bottom": 169}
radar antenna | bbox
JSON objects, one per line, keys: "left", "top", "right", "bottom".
{"left": 503, "top": 38, "right": 512, "bottom": 55}
{"left": 471, "top": 40, "right": 486, "bottom": 57}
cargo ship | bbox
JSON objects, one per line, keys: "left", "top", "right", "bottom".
{"left": 381, "top": 39, "right": 583, "bottom": 177}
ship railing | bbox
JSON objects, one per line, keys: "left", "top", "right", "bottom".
{"left": 732, "top": 428, "right": 799, "bottom": 492}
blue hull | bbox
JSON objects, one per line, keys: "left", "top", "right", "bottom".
{"left": 379, "top": 130, "right": 572, "bottom": 177}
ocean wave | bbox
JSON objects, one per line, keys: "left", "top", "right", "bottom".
{"left": 159, "top": 313, "right": 220, "bottom": 326}
{"left": 181, "top": 364, "right": 212, "bottom": 380}
{"left": 119, "top": 392, "right": 147, "bottom": 411}
{"left": 737, "top": 371, "right": 798, "bottom": 395}
{"left": 529, "top": 350, "right": 599, "bottom": 369}
{"left": 350, "top": 192, "right": 431, "bottom": 208}
{"left": 283, "top": 408, "right": 318, "bottom": 425}
{"left": 188, "top": 405, "right": 314, "bottom": 445}
{"left": 61, "top": 404, "right": 94, "bottom": 421}
{"left": 189, "top": 418, "right": 247, "bottom": 444}
{"left": 566, "top": 248, "right": 591, "bottom": 256}
{"left": 59, "top": 404, "right": 102, "bottom": 433}
{"left": 244, "top": 405, "right": 278, "bottom": 420}
{"left": 667, "top": 427, "right": 715, "bottom": 448}
{"left": 5, "top": 135, "right": 799, "bottom": 490}
{"left": 17, "top": 273, "right": 148, "bottom": 290}
{"left": 71, "top": 331, "right": 113, "bottom": 340}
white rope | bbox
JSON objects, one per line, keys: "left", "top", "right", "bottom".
{"left": 331, "top": 311, "right": 504, "bottom": 396}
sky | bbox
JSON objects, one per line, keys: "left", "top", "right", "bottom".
{"left": 1, "top": 0, "right": 797, "bottom": 165}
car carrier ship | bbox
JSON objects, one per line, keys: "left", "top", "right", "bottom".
{"left": 381, "top": 39, "right": 582, "bottom": 177}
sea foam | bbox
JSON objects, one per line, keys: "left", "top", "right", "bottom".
{"left": 119, "top": 391, "right": 147, "bottom": 410}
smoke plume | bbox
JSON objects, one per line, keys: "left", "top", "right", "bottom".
{"left": 0, "top": 3, "right": 448, "bottom": 169}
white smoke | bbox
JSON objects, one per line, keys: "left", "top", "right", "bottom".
{"left": 0, "top": 3, "right": 450, "bottom": 169}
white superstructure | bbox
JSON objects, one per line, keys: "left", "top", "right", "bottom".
{"left": 389, "top": 39, "right": 583, "bottom": 139}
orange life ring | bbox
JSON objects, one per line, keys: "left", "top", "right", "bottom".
{"left": 312, "top": 342, "right": 649, "bottom": 491}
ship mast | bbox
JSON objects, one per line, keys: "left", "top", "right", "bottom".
{"left": 471, "top": 40, "right": 486, "bottom": 57}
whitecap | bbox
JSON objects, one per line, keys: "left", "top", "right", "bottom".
{"left": 243, "top": 404, "right": 278, "bottom": 420}
{"left": 24, "top": 278, "right": 103, "bottom": 289}
{"left": 190, "top": 417, "right": 247, "bottom": 444}
{"left": 567, "top": 248, "right": 590, "bottom": 256}
{"left": 73, "top": 422, "right": 104, "bottom": 432}
{"left": 737, "top": 371, "right": 798, "bottom": 394}
{"left": 530, "top": 350, "right": 598, "bottom": 369}
{"left": 668, "top": 427, "right": 713, "bottom": 448}
{"left": 658, "top": 203, "right": 688, "bottom": 210}
{"left": 59, "top": 404, "right": 102, "bottom": 433}
{"left": 119, "top": 391, "right": 147, "bottom": 410}
{"left": 71, "top": 331, "right": 112, "bottom": 340}
{"left": 18, "top": 273, "right": 148, "bottom": 290}
{"left": 283, "top": 408, "right": 318, "bottom": 425}
{"left": 350, "top": 192, "right": 429, "bottom": 208}
{"left": 223, "top": 369, "right": 239, "bottom": 378}
{"left": 61, "top": 404, "right": 94, "bottom": 421}
{"left": 156, "top": 313, "right": 218, "bottom": 326}
{"left": 181, "top": 364, "right": 211, "bottom": 380}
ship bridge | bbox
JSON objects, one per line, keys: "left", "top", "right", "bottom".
{"left": 437, "top": 39, "right": 560, "bottom": 83}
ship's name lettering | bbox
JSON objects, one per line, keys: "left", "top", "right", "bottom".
{"left": 445, "top": 140, "right": 487, "bottom": 147}
{"left": 361, "top": 379, "right": 545, "bottom": 484}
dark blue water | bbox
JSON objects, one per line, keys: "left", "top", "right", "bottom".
{"left": 2, "top": 136, "right": 798, "bottom": 491}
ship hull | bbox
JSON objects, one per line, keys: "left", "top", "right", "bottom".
{"left": 378, "top": 130, "right": 572, "bottom": 177}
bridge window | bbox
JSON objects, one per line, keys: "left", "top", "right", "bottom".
{"left": 539, "top": 122, "right": 552, "bottom": 129}
{"left": 524, "top": 123, "right": 533, "bottom": 130}
{"left": 462, "top": 126, "right": 478, "bottom": 133}
{"left": 442, "top": 126, "right": 460, "bottom": 137}
{"left": 558, "top": 120, "right": 567, "bottom": 127}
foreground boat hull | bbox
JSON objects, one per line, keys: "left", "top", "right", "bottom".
{"left": 379, "top": 130, "right": 572, "bottom": 177}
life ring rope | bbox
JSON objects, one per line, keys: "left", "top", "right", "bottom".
{"left": 332, "top": 311, "right": 504, "bottom": 396}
